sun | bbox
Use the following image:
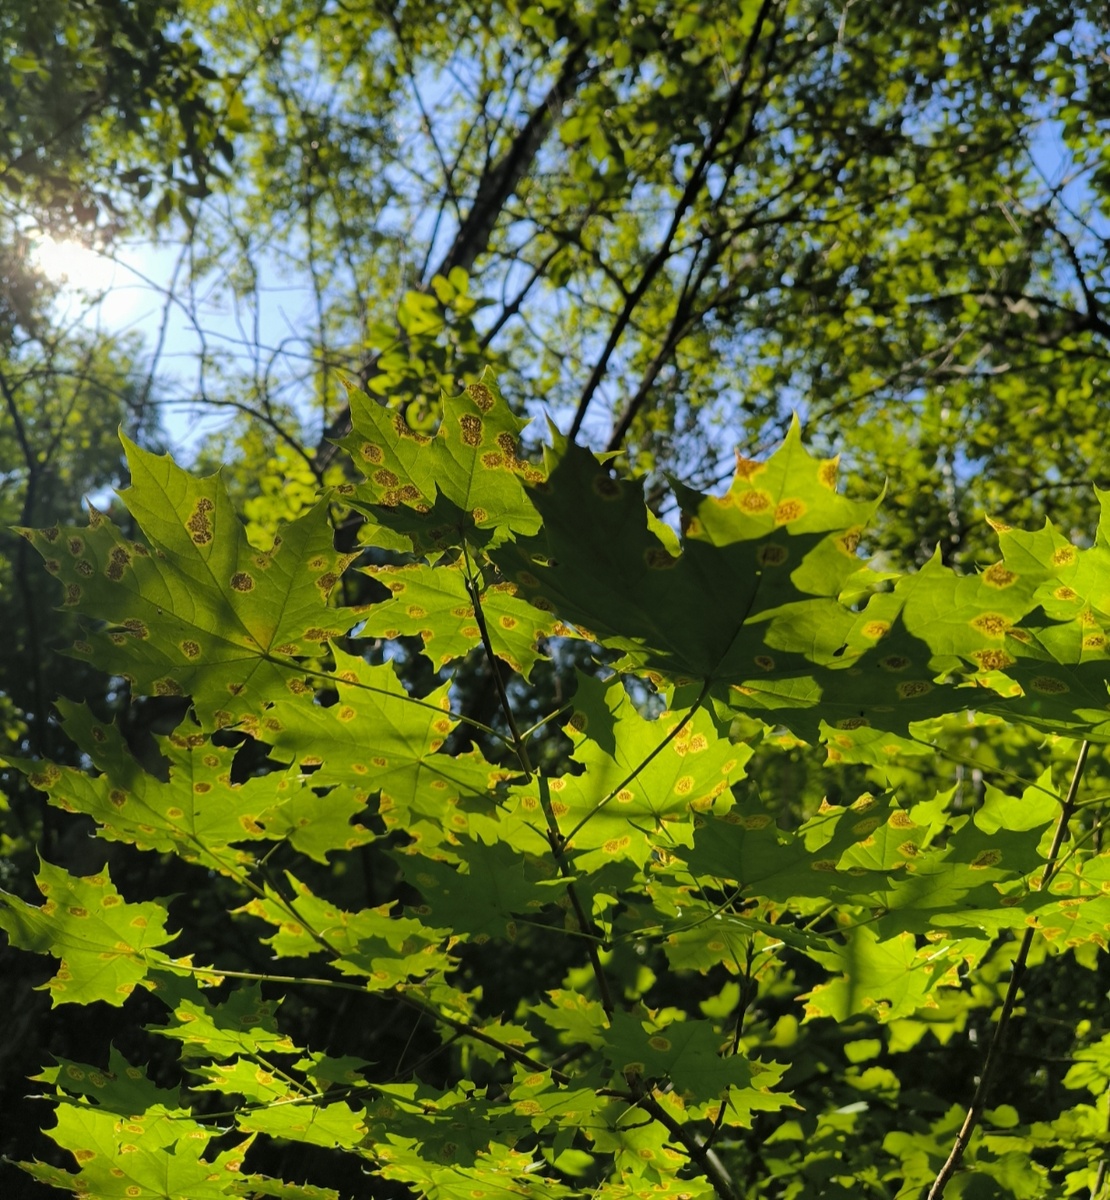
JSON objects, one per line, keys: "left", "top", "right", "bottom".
{"left": 30, "top": 234, "right": 119, "bottom": 293}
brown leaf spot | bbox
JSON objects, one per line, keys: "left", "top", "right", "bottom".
{"left": 105, "top": 546, "right": 131, "bottom": 581}
{"left": 186, "top": 497, "right": 215, "bottom": 546}
{"left": 832, "top": 533, "right": 865, "bottom": 566}
{"left": 897, "top": 680, "right": 933, "bottom": 699}
{"left": 459, "top": 414, "right": 483, "bottom": 446}
{"left": 481, "top": 452, "right": 504, "bottom": 469}
{"left": 373, "top": 468, "right": 399, "bottom": 487}
{"left": 754, "top": 655, "right": 775, "bottom": 671}
{"left": 1029, "top": 676, "right": 1069, "bottom": 694}
{"left": 592, "top": 474, "right": 621, "bottom": 500}
{"left": 971, "top": 849, "right": 1003, "bottom": 869}
{"left": 971, "top": 612, "right": 1011, "bottom": 638}
{"left": 181, "top": 640, "right": 201, "bottom": 659}
{"left": 123, "top": 619, "right": 148, "bottom": 639}
{"left": 972, "top": 648, "right": 1014, "bottom": 671}
{"left": 67, "top": 537, "right": 84, "bottom": 556}
{"left": 880, "top": 655, "right": 911, "bottom": 671}
{"left": 467, "top": 382, "right": 495, "bottom": 411}
{"left": 757, "top": 543, "right": 788, "bottom": 566}
{"left": 230, "top": 572, "right": 254, "bottom": 592}
{"left": 983, "top": 562, "right": 1018, "bottom": 588}
{"left": 644, "top": 546, "right": 679, "bottom": 570}
{"left": 361, "top": 443, "right": 384, "bottom": 463}
{"left": 154, "top": 678, "right": 183, "bottom": 696}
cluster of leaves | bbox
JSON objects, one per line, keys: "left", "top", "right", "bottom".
{"left": 6, "top": 375, "right": 1110, "bottom": 1198}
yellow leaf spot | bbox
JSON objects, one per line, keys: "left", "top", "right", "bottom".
{"left": 774, "top": 498, "right": 806, "bottom": 524}
{"left": 648, "top": 1035, "right": 671, "bottom": 1052}
{"left": 817, "top": 459, "right": 838, "bottom": 489}
{"left": 983, "top": 562, "right": 1018, "bottom": 588}
{"left": 739, "top": 489, "right": 771, "bottom": 513}
{"left": 1054, "top": 585, "right": 1078, "bottom": 601}
{"left": 862, "top": 621, "right": 889, "bottom": 639}
{"left": 1052, "top": 545, "right": 1077, "bottom": 566}
{"left": 733, "top": 453, "right": 765, "bottom": 481}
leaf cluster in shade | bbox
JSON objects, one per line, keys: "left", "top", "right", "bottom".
{"left": 5, "top": 373, "right": 1110, "bottom": 1199}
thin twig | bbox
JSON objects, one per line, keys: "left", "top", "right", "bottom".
{"left": 927, "top": 739, "right": 1091, "bottom": 1199}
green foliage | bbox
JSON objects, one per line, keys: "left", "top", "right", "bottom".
{"left": 8, "top": 378, "right": 1110, "bottom": 1198}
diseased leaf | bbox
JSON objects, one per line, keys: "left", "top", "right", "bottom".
{"left": 0, "top": 861, "right": 175, "bottom": 1006}
{"left": 341, "top": 370, "right": 543, "bottom": 552}
{"left": 360, "top": 560, "right": 555, "bottom": 677}
{"left": 20, "top": 437, "right": 356, "bottom": 727}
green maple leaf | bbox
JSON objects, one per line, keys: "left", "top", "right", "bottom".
{"left": 400, "top": 836, "right": 561, "bottom": 940}
{"left": 37, "top": 1045, "right": 180, "bottom": 1116}
{"left": 152, "top": 979, "right": 297, "bottom": 1060}
{"left": 20, "top": 437, "right": 355, "bottom": 727}
{"left": 236, "top": 874, "right": 452, "bottom": 985}
{"left": 236, "top": 1179, "right": 341, "bottom": 1200}
{"left": 0, "top": 860, "right": 175, "bottom": 1005}
{"left": 801, "top": 925, "right": 949, "bottom": 1023}
{"left": 360, "top": 561, "right": 555, "bottom": 677}
{"left": 236, "top": 1096, "right": 369, "bottom": 1150}
{"left": 604, "top": 1011, "right": 754, "bottom": 1102}
{"left": 10, "top": 702, "right": 374, "bottom": 870}
{"left": 492, "top": 419, "right": 880, "bottom": 692}
{"left": 500, "top": 674, "right": 750, "bottom": 869}
{"left": 17, "top": 1098, "right": 239, "bottom": 1199}
{"left": 340, "top": 370, "right": 543, "bottom": 552}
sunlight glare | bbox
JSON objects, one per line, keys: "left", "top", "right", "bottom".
{"left": 31, "top": 234, "right": 118, "bottom": 293}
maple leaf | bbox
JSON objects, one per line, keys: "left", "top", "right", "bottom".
{"left": 340, "top": 369, "right": 543, "bottom": 552}
{"left": 0, "top": 861, "right": 175, "bottom": 1006}
{"left": 19, "top": 436, "right": 356, "bottom": 727}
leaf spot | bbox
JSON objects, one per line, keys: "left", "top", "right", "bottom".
{"left": 459, "top": 414, "right": 483, "bottom": 446}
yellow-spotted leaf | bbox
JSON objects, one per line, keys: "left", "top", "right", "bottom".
{"left": 0, "top": 861, "right": 175, "bottom": 1005}
{"left": 19, "top": 437, "right": 356, "bottom": 727}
